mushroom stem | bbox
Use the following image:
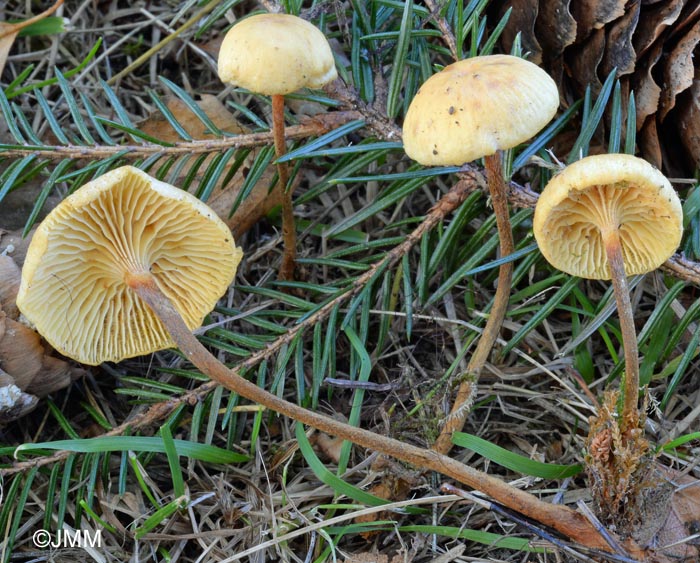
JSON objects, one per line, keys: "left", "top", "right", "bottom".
{"left": 272, "top": 93, "right": 296, "bottom": 281}
{"left": 603, "top": 229, "right": 641, "bottom": 433}
{"left": 130, "top": 275, "right": 613, "bottom": 552}
{"left": 433, "top": 152, "right": 515, "bottom": 455}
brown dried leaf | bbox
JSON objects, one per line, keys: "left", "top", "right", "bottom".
{"left": 0, "top": 24, "right": 20, "bottom": 79}
{"left": 140, "top": 94, "right": 247, "bottom": 141}
{"left": 633, "top": 0, "right": 684, "bottom": 58}
{"left": 498, "top": 0, "right": 542, "bottom": 64}
{"left": 0, "top": 0, "right": 64, "bottom": 77}
{"left": 207, "top": 155, "right": 281, "bottom": 239}
{"left": 0, "top": 254, "right": 21, "bottom": 319}
{"left": 653, "top": 469, "right": 700, "bottom": 561}
{"left": 601, "top": 2, "right": 640, "bottom": 77}
{"left": 0, "top": 316, "right": 44, "bottom": 390}
{"left": 659, "top": 18, "right": 700, "bottom": 121}
{"left": 677, "top": 79, "right": 700, "bottom": 170}
{"left": 535, "top": 0, "right": 577, "bottom": 59}
{"left": 139, "top": 95, "right": 277, "bottom": 237}
{"left": 570, "top": 0, "right": 626, "bottom": 42}
{"left": 26, "top": 355, "right": 84, "bottom": 397}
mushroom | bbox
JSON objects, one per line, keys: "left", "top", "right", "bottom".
{"left": 402, "top": 55, "right": 559, "bottom": 454}
{"left": 14, "top": 167, "right": 613, "bottom": 550}
{"left": 217, "top": 13, "right": 337, "bottom": 280}
{"left": 17, "top": 165, "right": 243, "bottom": 365}
{"left": 533, "top": 153, "right": 683, "bottom": 432}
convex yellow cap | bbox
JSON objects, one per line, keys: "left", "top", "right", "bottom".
{"left": 218, "top": 13, "right": 337, "bottom": 95}
{"left": 403, "top": 54, "right": 559, "bottom": 165}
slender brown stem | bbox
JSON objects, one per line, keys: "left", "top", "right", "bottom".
{"left": 131, "top": 276, "right": 613, "bottom": 551}
{"left": 604, "top": 229, "right": 640, "bottom": 433}
{"left": 433, "top": 152, "right": 515, "bottom": 455}
{"left": 272, "top": 94, "right": 296, "bottom": 281}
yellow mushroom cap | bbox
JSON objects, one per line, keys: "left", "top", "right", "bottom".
{"left": 16, "top": 166, "right": 244, "bottom": 365}
{"left": 217, "top": 13, "right": 337, "bottom": 95}
{"left": 533, "top": 154, "right": 683, "bottom": 280}
{"left": 402, "top": 55, "right": 559, "bottom": 165}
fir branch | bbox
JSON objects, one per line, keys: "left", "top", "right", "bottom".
{"left": 0, "top": 110, "right": 362, "bottom": 160}
{"left": 2, "top": 168, "right": 482, "bottom": 477}
{"left": 423, "top": 0, "right": 458, "bottom": 61}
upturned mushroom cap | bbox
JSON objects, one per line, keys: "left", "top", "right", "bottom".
{"left": 533, "top": 154, "right": 683, "bottom": 279}
{"left": 217, "top": 13, "right": 337, "bottom": 95}
{"left": 17, "top": 166, "right": 243, "bottom": 365}
{"left": 402, "top": 54, "right": 559, "bottom": 165}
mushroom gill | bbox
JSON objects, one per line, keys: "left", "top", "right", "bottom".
{"left": 541, "top": 182, "right": 682, "bottom": 279}
{"left": 17, "top": 166, "right": 242, "bottom": 365}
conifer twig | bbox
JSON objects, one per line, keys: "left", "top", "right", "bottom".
{"left": 0, "top": 110, "right": 363, "bottom": 159}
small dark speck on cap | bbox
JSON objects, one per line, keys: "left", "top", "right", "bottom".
{"left": 448, "top": 106, "right": 455, "bottom": 115}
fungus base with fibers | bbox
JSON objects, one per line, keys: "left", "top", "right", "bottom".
{"left": 533, "top": 153, "right": 683, "bottom": 538}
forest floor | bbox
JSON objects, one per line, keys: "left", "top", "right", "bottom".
{"left": 0, "top": 1, "right": 699, "bottom": 562}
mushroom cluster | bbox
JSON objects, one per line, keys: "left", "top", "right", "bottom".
{"left": 12, "top": 167, "right": 615, "bottom": 552}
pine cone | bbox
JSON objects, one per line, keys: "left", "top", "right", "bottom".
{"left": 492, "top": 0, "right": 700, "bottom": 175}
